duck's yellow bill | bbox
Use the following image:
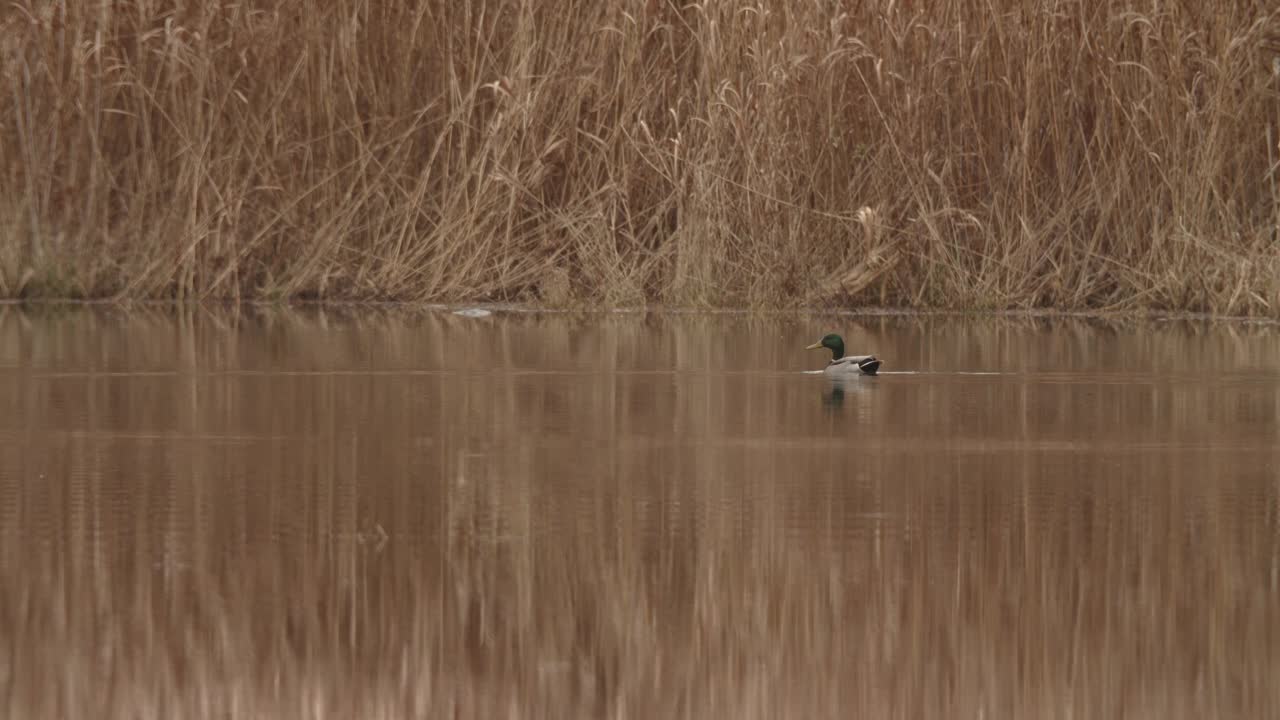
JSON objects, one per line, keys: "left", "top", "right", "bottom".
{"left": 805, "top": 341, "right": 823, "bottom": 350}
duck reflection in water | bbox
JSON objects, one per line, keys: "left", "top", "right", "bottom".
{"left": 821, "top": 373, "right": 876, "bottom": 409}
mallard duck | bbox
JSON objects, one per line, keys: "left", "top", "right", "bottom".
{"left": 806, "top": 333, "right": 881, "bottom": 375}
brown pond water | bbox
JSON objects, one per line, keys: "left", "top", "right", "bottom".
{"left": 1, "top": 306, "right": 1278, "bottom": 719}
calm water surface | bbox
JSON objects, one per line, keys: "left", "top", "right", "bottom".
{"left": 1, "top": 307, "right": 1278, "bottom": 719}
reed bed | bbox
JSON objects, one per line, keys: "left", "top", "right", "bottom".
{"left": 2, "top": 0, "right": 1279, "bottom": 311}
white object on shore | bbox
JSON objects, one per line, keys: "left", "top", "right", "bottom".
{"left": 452, "top": 308, "right": 493, "bottom": 318}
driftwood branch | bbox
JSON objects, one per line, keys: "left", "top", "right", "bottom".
{"left": 808, "top": 207, "right": 902, "bottom": 302}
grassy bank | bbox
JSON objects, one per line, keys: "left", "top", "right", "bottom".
{"left": 2, "top": 1, "right": 1279, "bottom": 313}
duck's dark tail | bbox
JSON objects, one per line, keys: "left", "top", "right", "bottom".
{"left": 857, "top": 357, "right": 881, "bottom": 375}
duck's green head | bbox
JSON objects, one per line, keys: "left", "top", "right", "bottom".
{"left": 805, "top": 333, "right": 845, "bottom": 360}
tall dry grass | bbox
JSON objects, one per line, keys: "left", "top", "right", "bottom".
{"left": 1, "top": 1, "right": 1279, "bottom": 312}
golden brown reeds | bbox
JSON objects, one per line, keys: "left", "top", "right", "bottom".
{"left": 1, "top": 1, "right": 1279, "bottom": 313}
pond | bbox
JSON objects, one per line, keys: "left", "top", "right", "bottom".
{"left": 1, "top": 306, "right": 1277, "bottom": 718}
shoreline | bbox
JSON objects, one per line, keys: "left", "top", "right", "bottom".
{"left": 3, "top": 298, "right": 1277, "bottom": 326}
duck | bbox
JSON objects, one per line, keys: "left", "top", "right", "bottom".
{"left": 805, "top": 333, "right": 881, "bottom": 375}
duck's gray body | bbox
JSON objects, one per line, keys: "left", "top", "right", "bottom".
{"left": 825, "top": 354, "right": 881, "bottom": 376}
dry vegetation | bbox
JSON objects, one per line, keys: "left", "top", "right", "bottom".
{"left": 1, "top": 1, "right": 1279, "bottom": 312}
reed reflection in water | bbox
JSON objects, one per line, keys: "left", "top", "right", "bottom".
{"left": 1, "top": 307, "right": 1278, "bottom": 718}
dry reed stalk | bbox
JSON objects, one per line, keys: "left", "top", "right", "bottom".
{"left": 0, "top": 1, "right": 1278, "bottom": 314}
